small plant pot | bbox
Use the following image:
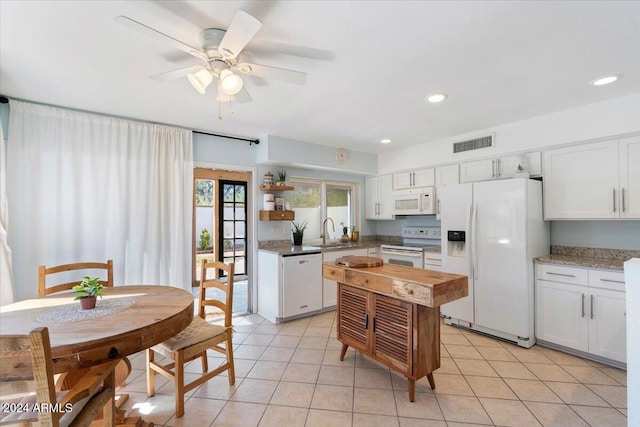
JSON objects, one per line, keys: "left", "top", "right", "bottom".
{"left": 292, "top": 232, "right": 303, "bottom": 246}
{"left": 80, "top": 296, "right": 97, "bottom": 310}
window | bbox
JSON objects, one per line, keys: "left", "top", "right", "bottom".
{"left": 290, "top": 178, "right": 358, "bottom": 242}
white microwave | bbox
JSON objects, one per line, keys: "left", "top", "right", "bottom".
{"left": 393, "top": 187, "right": 435, "bottom": 215}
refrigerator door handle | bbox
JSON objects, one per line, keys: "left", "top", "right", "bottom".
{"left": 471, "top": 202, "right": 478, "bottom": 278}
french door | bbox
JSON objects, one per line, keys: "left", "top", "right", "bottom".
{"left": 193, "top": 168, "right": 250, "bottom": 314}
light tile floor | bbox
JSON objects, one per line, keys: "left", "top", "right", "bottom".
{"left": 119, "top": 311, "right": 627, "bottom": 427}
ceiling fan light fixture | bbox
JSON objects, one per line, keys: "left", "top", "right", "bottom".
{"left": 187, "top": 69, "right": 213, "bottom": 94}
{"left": 220, "top": 69, "right": 244, "bottom": 95}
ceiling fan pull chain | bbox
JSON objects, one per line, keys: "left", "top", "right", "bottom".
{"left": 217, "top": 94, "right": 222, "bottom": 120}
{"left": 229, "top": 99, "right": 234, "bottom": 116}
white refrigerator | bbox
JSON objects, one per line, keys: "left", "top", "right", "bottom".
{"left": 439, "top": 178, "right": 549, "bottom": 348}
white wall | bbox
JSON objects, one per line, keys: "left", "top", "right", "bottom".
{"left": 624, "top": 259, "right": 640, "bottom": 427}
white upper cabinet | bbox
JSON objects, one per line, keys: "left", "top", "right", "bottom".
{"left": 366, "top": 175, "right": 394, "bottom": 220}
{"left": 435, "top": 164, "right": 459, "bottom": 219}
{"left": 544, "top": 138, "right": 638, "bottom": 219}
{"left": 619, "top": 135, "right": 640, "bottom": 218}
{"left": 393, "top": 167, "right": 435, "bottom": 190}
{"left": 460, "top": 152, "right": 541, "bottom": 183}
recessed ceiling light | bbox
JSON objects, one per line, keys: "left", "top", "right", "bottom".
{"left": 426, "top": 93, "right": 447, "bottom": 103}
{"left": 380, "top": 139, "right": 392, "bottom": 144}
{"left": 591, "top": 75, "right": 620, "bottom": 86}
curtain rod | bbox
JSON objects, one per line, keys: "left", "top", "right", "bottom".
{"left": 193, "top": 130, "right": 260, "bottom": 145}
{"left": 0, "top": 95, "right": 259, "bottom": 145}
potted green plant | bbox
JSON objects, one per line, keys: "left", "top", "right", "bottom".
{"left": 291, "top": 220, "right": 308, "bottom": 246}
{"left": 340, "top": 222, "right": 350, "bottom": 242}
{"left": 72, "top": 276, "right": 105, "bottom": 310}
{"left": 277, "top": 169, "right": 287, "bottom": 185}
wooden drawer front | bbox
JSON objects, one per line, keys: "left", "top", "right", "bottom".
{"left": 345, "top": 270, "right": 392, "bottom": 294}
{"left": 259, "top": 210, "right": 295, "bottom": 221}
{"left": 589, "top": 270, "right": 626, "bottom": 292}
{"left": 536, "top": 264, "right": 587, "bottom": 285}
{"left": 372, "top": 295, "right": 412, "bottom": 374}
{"left": 323, "top": 264, "right": 345, "bottom": 283}
{"left": 393, "top": 280, "right": 432, "bottom": 306}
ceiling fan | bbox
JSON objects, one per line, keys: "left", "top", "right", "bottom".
{"left": 115, "top": 10, "right": 307, "bottom": 104}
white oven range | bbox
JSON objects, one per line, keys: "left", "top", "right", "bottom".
{"left": 380, "top": 226, "right": 442, "bottom": 269}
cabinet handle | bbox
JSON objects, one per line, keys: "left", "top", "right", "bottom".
{"left": 425, "top": 257, "right": 441, "bottom": 261}
{"left": 547, "top": 271, "right": 576, "bottom": 278}
{"left": 581, "top": 293, "right": 585, "bottom": 318}
{"left": 492, "top": 160, "right": 496, "bottom": 178}
{"left": 590, "top": 294, "right": 594, "bottom": 319}
{"left": 612, "top": 188, "right": 616, "bottom": 213}
{"left": 622, "top": 188, "right": 626, "bottom": 213}
{"left": 437, "top": 199, "right": 441, "bottom": 214}
{"left": 600, "top": 278, "right": 625, "bottom": 284}
{"left": 497, "top": 159, "right": 502, "bottom": 177}
{"left": 372, "top": 317, "right": 376, "bottom": 332}
{"left": 364, "top": 314, "right": 369, "bottom": 330}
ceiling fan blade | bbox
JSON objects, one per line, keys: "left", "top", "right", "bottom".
{"left": 115, "top": 15, "right": 209, "bottom": 63}
{"left": 218, "top": 10, "right": 262, "bottom": 60}
{"left": 234, "top": 62, "right": 307, "bottom": 85}
{"left": 150, "top": 65, "right": 205, "bottom": 81}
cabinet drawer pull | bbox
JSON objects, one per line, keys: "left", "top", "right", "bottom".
{"left": 547, "top": 271, "right": 576, "bottom": 278}
{"left": 622, "top": 188, "right": 626, "bottom": 213}
{"left": 364, "top": 314, "right": 369, "bottom": 330}
{"left": 600, "top": 278, "right": 625, "bottom": 284}
{"left": 612, "top": 188, "right": 616, "bottom": 213}
{"left": 425, "top": 258, "right": 441, "bottom": 261}
{"left": 590, "top": 295, "right": 594, "bottom": 319}
{"left": 581, "top": 293, "right": 585, "bottom": 318}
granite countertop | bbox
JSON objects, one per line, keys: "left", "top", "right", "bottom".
{"left": 258, "top": 236, "right": 400, "bottom": 256}
{"left": 534, "top": 246, "right": 640, "bottom": 271}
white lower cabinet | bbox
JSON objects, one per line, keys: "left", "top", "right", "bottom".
{"left": 322, "top": 248, "right": 368, "bottom": 308}
{"left": 536, "top": 263, "right": 626, "bottom": 364}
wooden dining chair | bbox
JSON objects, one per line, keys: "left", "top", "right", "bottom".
{"left": 38, "top": 260, "right": 114, "bottom": 297}
{"left": 146, "top": 260, "right": 235, "bottom": 418}
{"left": 0, "top": 327, "right": 118, "bottom": 427}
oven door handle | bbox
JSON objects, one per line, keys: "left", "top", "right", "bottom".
{"left": 380, "top": 250, "right": 423, "bottom": 257}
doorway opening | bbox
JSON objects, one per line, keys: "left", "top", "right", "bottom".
{"left": 193, "top": 168, "right": 251, "bottom": 315}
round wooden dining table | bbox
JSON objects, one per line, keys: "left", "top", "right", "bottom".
{"left": 0, "top": 285, "right": 194, "bottom": 374}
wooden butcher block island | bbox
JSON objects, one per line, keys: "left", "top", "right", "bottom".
{"left": 323, "top": 257, "right": 468, "bottom": 401}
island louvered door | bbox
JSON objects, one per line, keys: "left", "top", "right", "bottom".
{"left": 337, "top": 284, "right": 370, "bottom": 353}
{"left": 372, "top": 294, "right": 413, "bottom": 374}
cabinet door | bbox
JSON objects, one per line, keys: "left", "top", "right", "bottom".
{"left": 459, "top": 159, "right": 495, "bottom": 183}
{"left": 392, "top": 172, "right": 413, "bottom": 190}
{"left": 323, "top": 249, "right": 367, "bottom": 308}
{"left": 435, "top": 165, "right": 459, "bottom": 187}
{"left": 337, "top": 284, "right": 370, "bottom": 353}
{"left": 619, "top": 135, "right": 640, "bottom": 219}
{"left": 377, "top": 174, "right": 395, "bottom": 219}
{"left": 588, "top": 288, "right": 627, "bottom": 363}
{"left": 497, "top": 152, "right": 542, "bottom": 178}
{"left": 365, "top": 176, "right": 379, "bottom": 219}
{"left": 413, "top": 168, "right": 435, "bottom": 187}
{"left": 372, "top": 294, "right": 412, "bottom": 375}
{"left": 543, "top": 140, "right": 619, "bottom": 219}
{"left": 535, "top": 280, "right": 589, "bottom": 352}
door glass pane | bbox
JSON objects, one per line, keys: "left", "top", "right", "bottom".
{"left": 195, "top": 179, "right": 215, "bottom": 282}
{"left": 219, "top": 181, "right": 248, "bottom": 278}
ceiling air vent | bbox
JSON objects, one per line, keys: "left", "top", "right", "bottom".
{"left": 453, "top": 135, "right": 493, "bottom": 154}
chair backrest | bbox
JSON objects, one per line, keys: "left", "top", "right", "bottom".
{"left": 0, "top": 327, "right": 60, "bottom": 426}
{"left": 198, "top": 260, "right": 234, "bottom": 327}
{"left": 38, "top": 260, "right": 114, "bottom": 297}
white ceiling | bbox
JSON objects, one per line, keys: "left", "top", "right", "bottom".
{"left": 1, "top": 1, "right": 639, "bottom": 154}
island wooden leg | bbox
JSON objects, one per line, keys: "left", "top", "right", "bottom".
{"left": 408, "top": 379, "right": 416, "bottom": 402}
{"left": 339, "top": 343, "right": 349, "bottom": 361}
{"left": 427, "top": 372, "right": 436, "bottom": 389}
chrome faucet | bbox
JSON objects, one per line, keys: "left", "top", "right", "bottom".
{"left": 321, "top": 217, "right": 335, "bottom": 245}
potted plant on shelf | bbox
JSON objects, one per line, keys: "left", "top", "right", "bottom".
{"left": 277, "top": 169, "right": 287, "bottom": 186}
{"left": 291, "top": 220, "right": 308, "bottom": 246}
{"left": 340, "top": 222, "right": 350, "bottom": 242}
{"left": 72, "top": 276, "right": 105, "bottom": 310}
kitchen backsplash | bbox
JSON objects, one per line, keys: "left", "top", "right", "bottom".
{"left": 552, "top": 245, "right": 640, "bottom": 261}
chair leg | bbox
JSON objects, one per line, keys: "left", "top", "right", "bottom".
{"left": 175, "top": 350, "right": 185, "bottom": 418}
{"left": 226, "top": 331, "right": 235, "bottom": 385}
{"left": 201, "top": 350, "right": 208, "bottom": 373}
{"left": 146, "top": 349, "right": 155, "bottom": 397}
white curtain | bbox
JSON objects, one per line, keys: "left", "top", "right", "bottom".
{"left": 0, "top": 119, "right": 16, "bottom": 305}
{"left": 6, "top": 101, "right": 193, "bottom": 301}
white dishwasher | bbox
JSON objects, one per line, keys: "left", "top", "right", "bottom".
{"left": 281, "top": 253, "right": 322, "bottom": 318}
